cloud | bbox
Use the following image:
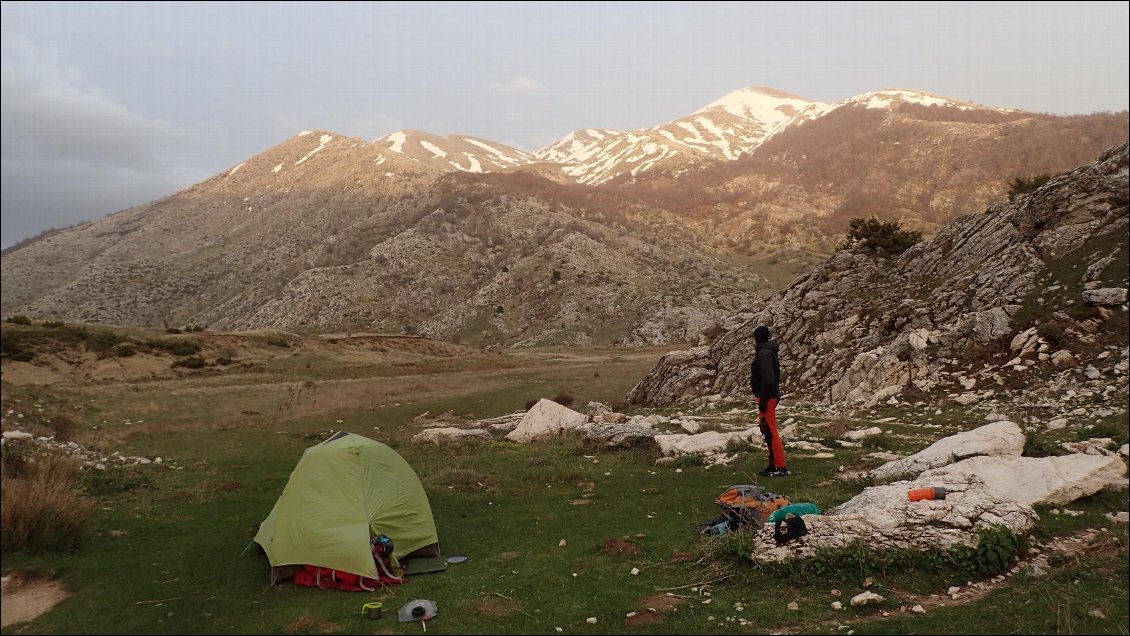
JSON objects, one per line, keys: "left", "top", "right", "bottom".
{"left": 485, "top": 76, "right": 550, "bottom": 95}
{"left": 0, "top": 37, "right": 200, "bottom": 247}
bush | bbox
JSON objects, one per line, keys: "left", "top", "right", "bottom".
{"left": 172, "top": 356, "right": 208, "bottom": 369}
{"left": 1007, "top": 173, "right": 1052, "bottom": 201}
{"left": 837, "top": 217, "right": 922, "bottom": 256}
{"left": 1, "top": 330, "right": 35, "bottom": 362}
{"left": 149, "top": 339, "right": 202, "bottom": 356}
{"left": 1, "top": 456, "right": 94, "bottom": 552}
{"left": 552, "top": 392, "right": 575, "bottom": 408}
{"left": 51, "top": 415, "right": 79, "bottom": 443}
{"left": 5, "top": 315, "right": 32, "bottom": 325}
{"left": 86, "top": 329, "right": 126, "bottom": 353}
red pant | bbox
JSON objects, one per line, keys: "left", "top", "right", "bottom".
{"left": 759, "top": 397, "right": 787, "bottom": 469}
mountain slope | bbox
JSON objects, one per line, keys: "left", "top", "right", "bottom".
{"left": 0, "top": 135, "right": 762, "bottom": 345}
{"left": 2, "top": 85, "right": 1126, "bottom": 348}
{"left": 534, "top": 86, "right": 816, "bottom": 185}
{"left": 612, "top": 92, "right": 1128, "bottom": 252}
{"left": 627, "top": 143, "right": 1129, "bottom": 406}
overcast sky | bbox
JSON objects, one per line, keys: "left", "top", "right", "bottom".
{"left": 2, "top": 1, "right": 1127, "bottom": 249}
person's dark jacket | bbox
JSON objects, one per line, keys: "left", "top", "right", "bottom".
{"left": 750, "top": 340, "right": 780, "bottom": 399}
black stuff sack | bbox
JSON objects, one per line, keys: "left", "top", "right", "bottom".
{"left": 773, "top": 514, "right": 808, "bottom": 544}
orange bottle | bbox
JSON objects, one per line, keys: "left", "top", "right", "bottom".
{"left": 908, "top": 487, "right": 947, "bottom": 501}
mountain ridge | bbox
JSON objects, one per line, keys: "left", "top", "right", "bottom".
{"left": 2, "top": 84, "right": 1126, "bottom": 348}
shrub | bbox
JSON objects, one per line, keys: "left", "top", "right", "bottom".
{"left": 1, "top": 330, "right": 35, "bottom": 362}
{"left": 1023, "top": 429, "right": 1067, "bottom": 458}
{"left": 86, "top": 329, "right": 126, "bottom": 353}
{"left": 5, "top": 315, "right": 32, "bottom": 325}
{"left": 51, "top": 415, "right": 79, "bottom": 443}
{"left": 837, "top": 217, "right": 922, "bottom": 256}
{"left": 149, "top": 339, "right": 202, "bottom": 356}
{"left": 1, "top": 456, "right": 94, "bottom": 552}
{"left": 1007, "top": 173, "right": 1052, "bottom": 201}
{"left": 172, "top": 356, "right": 208, "bottom": 369}
{"left": 552, "top": 392, "right": 575, "bottom": 408}
{"left": 111, "top": 342, "right": 138, "bottom": 357}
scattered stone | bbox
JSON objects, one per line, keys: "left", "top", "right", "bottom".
{"left": 586, "top": 616, "right": 597, "bottom": 624}
{"left": 911, "top": 604, "right": 926, "bottom": 614}
{"left": 1105, "top": 512, "right": 1129, "bottom": 523}
{"left": 787, "top": 602, "right": 799, "bottom": 611}
{"left": 850, "top": 591, "right": 884, "bottom": 606}
{"left": 831, "top": 601, "right": 843, "bottom": 611}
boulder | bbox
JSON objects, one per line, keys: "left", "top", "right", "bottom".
{"left": 871, "top": 420, "right": 1025, "bottom": 481}
{"left": 412, "top": 427, "right": 490, "bottom": 444}
{"left": 505, "top": 399, "right": 587, "bottom": 443}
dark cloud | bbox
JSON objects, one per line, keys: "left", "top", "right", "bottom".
{"left": 0, "top": 56, "right": 205, "bottom": 247}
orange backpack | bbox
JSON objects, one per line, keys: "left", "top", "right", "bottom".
{"left": 715, "top": 484, "right": 791, "bottom": 528}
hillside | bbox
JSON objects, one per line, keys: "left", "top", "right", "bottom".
{"left": 628, "top": 143, "right": 1129, "bottom": 407}
{"left": 1, "top": 86, "right": 1126, "bottom": 346}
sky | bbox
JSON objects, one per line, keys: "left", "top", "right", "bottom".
{"left": 2, "top": 1, "right": 1128, "bottom": 249}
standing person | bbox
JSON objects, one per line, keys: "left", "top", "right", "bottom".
{"left": 750, "top": 325, "right": 789, "bottom": 476}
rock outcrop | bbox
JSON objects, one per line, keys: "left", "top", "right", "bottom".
{"left": 628, "top": 143, "right": 1129, "bottom": 407}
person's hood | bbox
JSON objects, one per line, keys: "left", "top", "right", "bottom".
{"left": 756, "top": 339, "right": 779, "bottom": 353}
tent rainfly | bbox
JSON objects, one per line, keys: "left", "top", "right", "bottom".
{"left": 253, "top": 431, "right": 439, "bottom": 583}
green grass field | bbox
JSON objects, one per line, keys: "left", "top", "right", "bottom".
{"left": 1, "top": 330, "right": 1127, "bottom": 635}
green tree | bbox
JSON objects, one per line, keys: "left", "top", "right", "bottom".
{"left": 837, "top": 217, "right": 922, "bottom": 256}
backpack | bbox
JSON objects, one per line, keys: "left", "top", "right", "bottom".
{"left": 714, "top": 485, "right": 792, "bottom": 529}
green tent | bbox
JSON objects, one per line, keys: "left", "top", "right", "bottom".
{"left": 254, "top": 431, "right": 439, "bottom": 582}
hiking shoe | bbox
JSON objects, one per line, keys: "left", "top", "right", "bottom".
{"left": 767, "top": 468, "right": 791, "bottom": 477}
{"left": 758, "top": 466, "right": 775, "bottom": 477}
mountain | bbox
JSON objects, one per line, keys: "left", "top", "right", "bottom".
{"left": 609, "top": 89, "right": 1128, "bottom": 252}
{"left": 627, "top": 142, "right": 1129, "bottom": 407}
{"left": 0, "top": 131, "right": 762, "bottom": 345}
{"left": 534, "top": 86, "right": 815, "bottom": 184}
{"left": 1, "top": 85, "right": 1126, "bottom": 347}
{"left": 372, "top": 130, "right": 538, "bottom": 174}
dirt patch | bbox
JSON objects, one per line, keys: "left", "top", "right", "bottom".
{"left": 462, "top": 593, "right": 525, "bottom": 618}
{"left": 284, "top": 614, "right": 341, "bottom": 634}
{"left": 569, "top": 498, "right": 593, "bottom": 505}
{"left": 625, "top": 594, "right": 688, "bottom": 627}
{"left": 601, "top": 538, "right": 643, "bottom": 556}
{"left": 497, "top": 550, "right": 523, "bottom": 560}
{"left": 0, "top": 576, "right": 71, "bottom": 628}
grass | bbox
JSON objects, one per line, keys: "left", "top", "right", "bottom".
{"left": 1, "top": 330, "right": 1127, "bottom": 634}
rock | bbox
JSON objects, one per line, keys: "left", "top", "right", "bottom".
{"left": 787, "top": 602, "right": 799, "bottom": 611}
{"left": 1046, "top": 418, "right": 1069, "bottom": 430}
{"left": 654, "top": 428, "right": 757, "bottom": 456}
{"left": 584, "top": 423, "right": 657, "bottom": 449}
{"left": 411, "top": 427, "right": 490, "bottom": 444}
{"left": 630, "top": 567, "right": 640, "bottom": 576}
{"left": 850, "top": 591, "right": 884, "bottom": 606}
{"left": 1085, "top": 365, "right": 1101, "bottom": 380}
{"left": 872, "top": 421, "right": 1025, "bottom": 481}
{"left": 559, "top": 539, "right": 567, "bottom": 547}
{"left": 1051, "top": 350, "right": 1078, "bottom": 368}
{"left": 586, "top": 617, "right": 597, "bottom": 625}
{"left": 1082, "top": 288, "right": 1128, "bottom": 305}
{"left": 1105, "top": 512, "right": 1129, "bottom": 523}
{"left": 505, "top": 399, "right": 587, "bottom": 443}
{"left": 831, "top": 601, "right": 843, "bottom": 610}
{"left": 915, "top": 454, "right": 1128, "bottom": 507}
{"left": 947, "top": 586, "right": 961, "bottom": 595}
{"left": 843, "top": 427, "right": 883, "bottom": 441}
{"left": 911, "top": 604, "right": 926, "bottom": 614}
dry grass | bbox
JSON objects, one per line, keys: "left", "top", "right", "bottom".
{"left": 0, "top": 456, "right": 94, "bottom": 552}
